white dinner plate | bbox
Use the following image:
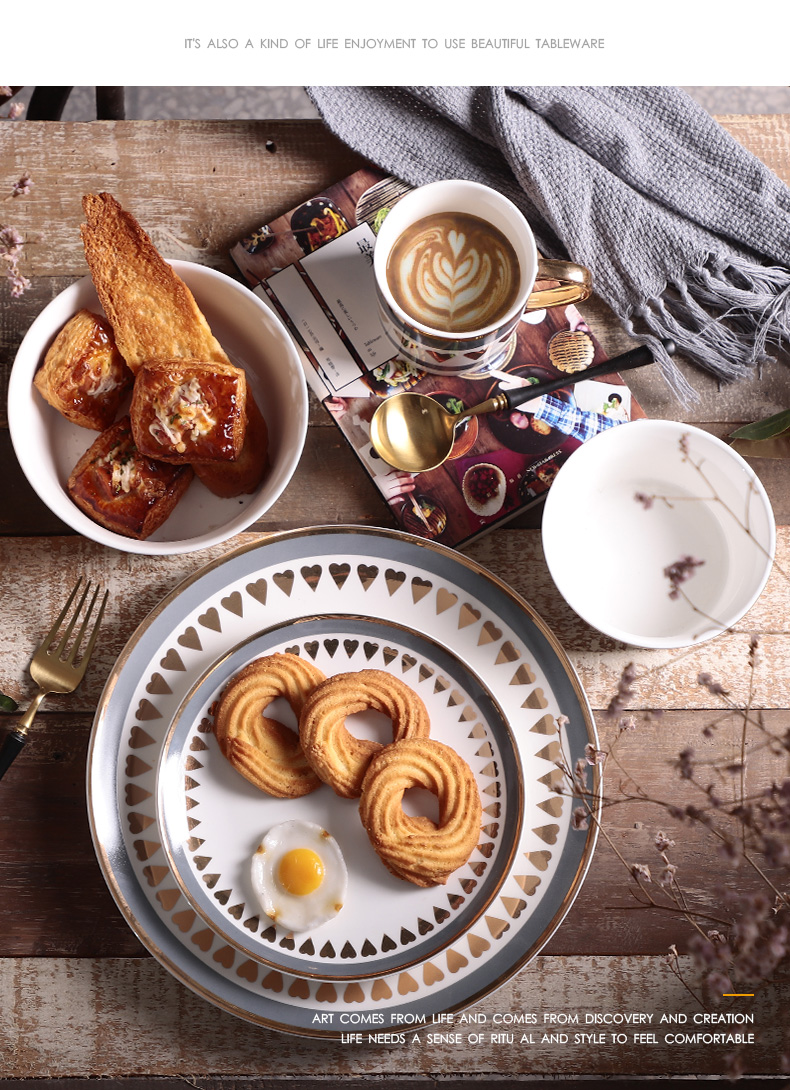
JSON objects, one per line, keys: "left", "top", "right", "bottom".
{"left": 88, "top": 526, "right": 599, "bottom": 1036}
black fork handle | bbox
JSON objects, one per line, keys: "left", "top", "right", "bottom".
{"left": 0, "top": 729, "right": 28, "bottom": 781}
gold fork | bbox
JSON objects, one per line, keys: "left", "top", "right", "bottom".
{"left": 0, "top": 578, "right": 108, "bottom": 781}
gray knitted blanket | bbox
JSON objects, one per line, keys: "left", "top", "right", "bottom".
{"left": 306, "top": 86, "right": 790, "bottom": 400}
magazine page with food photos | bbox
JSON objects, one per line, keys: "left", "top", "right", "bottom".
{"left": 231, "top": 167, "right": 646, "bottom": 547}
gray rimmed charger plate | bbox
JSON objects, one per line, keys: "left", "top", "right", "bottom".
{"left": 87, "top": 525, "right": 599, "bottom": 1037}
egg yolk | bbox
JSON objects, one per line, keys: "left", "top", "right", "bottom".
{"left": 277, "top": 848, "right": 325, "bottom": 896}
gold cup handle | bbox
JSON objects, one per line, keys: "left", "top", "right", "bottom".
{"left": 525, "top": 258, "right": 593, "bottom": 311}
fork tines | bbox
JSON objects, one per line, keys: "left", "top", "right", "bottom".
{"left": 47, "top": 578, "right": 108, "bottom": 666}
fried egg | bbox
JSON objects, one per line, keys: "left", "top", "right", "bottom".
{"left": 250, "top": 820, "right": 347, "bottom": 932}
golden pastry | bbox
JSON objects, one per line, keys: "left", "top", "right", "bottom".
{"left": 66, "top": 415, "right": 193, "bottom": 539}
{"left": 358, "top": 738, "right": 482, "bottom": 887}
{"left": 213, "top": 653, "right": 326, "bottom": 798}
{"left": 194, "top": 387, "right": 269, "bottom": 496}
{"left": 299, "top": 669, "right": 430, "bottom": 799}
{"left": 80, "top": 192, "right": 231, "bottom": 373}
{"left": 33, "top": 308, "right": 133, "bottom": 430}
{"left": 130, "top": 358, "right": 247, "bottom": 464}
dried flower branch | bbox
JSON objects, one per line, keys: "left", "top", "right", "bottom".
{"left": 0, "top": 224, "right": 31, "bottom": 297}
{"left": 11, "top": 174, "right": 33, "bottom": 198}
{"left": 554, "top": 625, "right": 790, "bottom": 1073}
{"left": 664, "top": 555, "right": 705, "bottom": 599}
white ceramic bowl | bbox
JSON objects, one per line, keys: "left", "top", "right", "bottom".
{"left": 8, "top": 262, "right": 308, "bottom": 555}
{"left": 541, "top": 419, "right": 775, "bottom": 648}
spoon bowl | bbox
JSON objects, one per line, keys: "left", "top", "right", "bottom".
{"left": 370, "top": 392, "right": 490, "bottom": 473}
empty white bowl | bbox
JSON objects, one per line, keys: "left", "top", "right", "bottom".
{"left": 541, "top": 419, "right": 775, "bottom": 648}
{"left": 8, "top": 261, "right": 308, "bottom": 555}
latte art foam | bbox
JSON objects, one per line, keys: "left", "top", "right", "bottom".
{"left": 386, "top": 212, "right": 521, "bottom": 334}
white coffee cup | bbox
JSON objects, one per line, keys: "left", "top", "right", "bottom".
{"left": 373, "top": 179, "right": 592, "bottom": 377}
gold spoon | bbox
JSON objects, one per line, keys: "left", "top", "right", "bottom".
{"left": 370, "top": 341, "right": 675, "bottom": 473}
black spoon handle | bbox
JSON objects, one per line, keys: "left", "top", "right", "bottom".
{"left": 504, "top": 339, "right": 676, "bottom": 411}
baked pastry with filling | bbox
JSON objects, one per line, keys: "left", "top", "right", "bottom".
{"left": 33, "top": 308, "right": 133, "bottom": 430}
{"left": 67, "top": 415, "right": 193, "bottom": 539}
{"left": 129, "top": 359, "right": 247, "bottom": 464}
{"left": 80, "top": 192, "right": 231, "bottom": 373}
{"left": 193, "top": 387, "right": 269, "bottom": 496}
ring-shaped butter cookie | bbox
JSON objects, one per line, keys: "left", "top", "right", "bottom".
{"left": 298, "top": 669, "right": 430, "bottom": 798}
{"left": 213, "top": 652, "right": 326, "bottom": 798}
{"left": 358, "top": 738, "right": 482, "bottom": 887}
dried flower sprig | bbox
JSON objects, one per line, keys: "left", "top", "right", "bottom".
{"left": 636, "top": 434, "right": 781, "bottom": 575}
{"left": 664, "top": 555, "right": 705, "bottom": 599}
{"left": 0, "top": 224, "right": 30, "bottom": 297}
{"left": 11, "top": 174, "right": 32, "bottom": 198}
{"left": 553, "top": 630, "right": 790, "bottom": 1073}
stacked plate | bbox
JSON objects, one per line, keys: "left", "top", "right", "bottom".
{"left": 88, "top": 527, "right": 599, "bottom": 1037}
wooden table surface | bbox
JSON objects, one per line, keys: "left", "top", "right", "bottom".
{"left": 2, "top": 116, "right": 790, "bottom": 1085}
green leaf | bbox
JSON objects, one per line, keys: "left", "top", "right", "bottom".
{"left": 0, "top": 691, "right": 19, "bottom": 713}
{"left": 730, "top": 409, "right": 790, "bottom": 441}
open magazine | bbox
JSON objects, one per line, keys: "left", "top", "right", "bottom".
{"left": 230, "top": 167, "right": 646, "bottom": 547}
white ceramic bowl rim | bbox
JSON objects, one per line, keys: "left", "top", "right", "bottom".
{"left": 8, "top": 261, "right": 308, "bottom": 556}
{"left": 540, "top": 419, "right": 776, "bottom": 649}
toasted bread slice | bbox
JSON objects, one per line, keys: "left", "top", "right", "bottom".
{"left": 80, "top": 192, "right": 230, "bottom": 372}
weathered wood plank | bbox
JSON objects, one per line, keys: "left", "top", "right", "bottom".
{"left": 0, "top": 703, "right": 785, "bottom": 960}
{"left": 5, "top": 412, "right": 790, "bottom": 539}
{"left": 2, "top": 530, "right": 788, "bottom": 715}
{"left": 0, "top": 419, "right": 405, "bottom": 533}
{"left": 0, "top": 955, "right": 784, "bottom": 1077}
{"left": 0, "top": 121, "right": 368, "bottom": 279}
{"left": 4, "top": 115, "right": 790, "bottom": 431}
{"left": 1, "top": 115, "right": 786, "bottom": 281}
{"left": 2, "top": 113, "right": 790, "bottom": 1086}
{"left": 1, "top": 1082, "right": 782, "bottom": 1090}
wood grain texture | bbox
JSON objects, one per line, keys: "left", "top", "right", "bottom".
{"left": 3, "top": 115, "right": 790, "bottom": 428}
{"left": 0, "top": 121, "right": 368, "bottom": 279}
{"left": 1, "top": 530, "right": 788, "bottom": 715}
{"left": 0, "top": 530, "right": 787, "bottom": 960}
{"left": 0, "top": 955, "right": 786, "bottom": 1077}
{"left": 1, "top": 705, "right": 784, "bottom": 959}
{"left": 3, "top": 418, "right": 790, "bottom": 537}
{"left": 1, "top": 115, "right": 786, "bottom": 281}
{"left": 2, "top": 115, "right": 790, "bottom": 1081}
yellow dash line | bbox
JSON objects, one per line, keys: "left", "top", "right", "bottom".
{"left": 722, "top": 993, "right": 754, "bottom": 996}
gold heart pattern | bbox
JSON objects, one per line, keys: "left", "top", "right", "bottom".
{"left": 114, "top": 546, "right": 587, "bottom": 1019}
{"left": 273, "top": 571, "right": 294, "bottom": 596}
{"left": 329, "top": 563, "right": 351, "bottom": 589}
{"left": 177, "top": 627, "right": 202, "bottom": 651}
{"left": 178, "top": 632, "right": 506, "bottom": 968}
{"left": 221, "top": 591, "right": 243, "bottom": 616}
{"left": 245, "top": 579, "right": 267, "bottom": 605}
{"left": 198, "top": 607, "right": 221, "bottom": 632}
